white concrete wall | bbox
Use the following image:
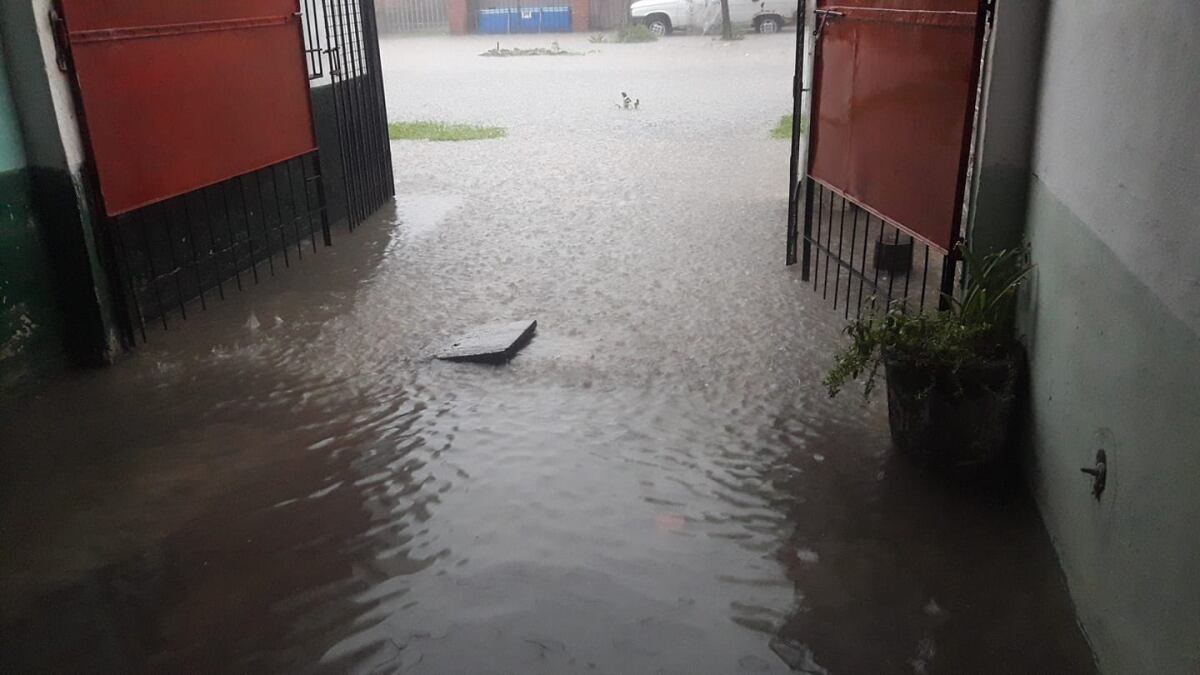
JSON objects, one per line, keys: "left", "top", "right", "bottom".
{"left": 1016, "top": 1, "right": 1200, "bottom": 672}
{"left": 0, "top": 0, "right": 88, "bottom": 173}
{"left": 1032, "top": 3, "right": 1199, "bottom": 335}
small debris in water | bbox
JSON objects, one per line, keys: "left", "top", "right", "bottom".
{"left": 435, "top": 319, "right": 537, "bottom": 363}
{"left": 768, "top": 637, "right": 830, "bottom": 674}
{"left": 795, "top": 548, "right": 820, "bottom": 564}
{"left": 923, "top": 598, "right": 944, "bottom": 617}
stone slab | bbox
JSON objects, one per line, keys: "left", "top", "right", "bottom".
{"left": 435, "top": 320, "right": 537, "bottom": 363}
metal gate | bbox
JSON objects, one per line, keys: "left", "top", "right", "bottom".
{"left": 314, "top": 0, "right": 395, "bottom": 231}
{"left": 54, "top": 0, "right": 393, "bottom": 342}
{"left": 787, "top": 0, "right": 991, "bottom": 316}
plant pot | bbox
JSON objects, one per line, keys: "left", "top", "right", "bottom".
{"left": 874, "top": 238, "right": 914, "bottom": 275}
{"left": 883, "top": 350, "right": 1019, "bottom": 470}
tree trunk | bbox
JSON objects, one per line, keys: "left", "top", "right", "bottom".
{"left": 719, "top": 0, "right": 733, "bottom": 40}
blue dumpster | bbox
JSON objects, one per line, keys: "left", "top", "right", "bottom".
{"left": 478, "top": 8, "right": 511, "bottom": 34}
{"left": 478, "top": 5, "right": 571, "bottom": 34}
{"left": 516, "top": 7, "right": 541, "bottom": 32}
{"left": 539, "top": 6, "right": 571, "bottom": 32}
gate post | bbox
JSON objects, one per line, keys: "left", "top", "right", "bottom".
{"left": 0, "top": 0, "right": 125, "bottom": 364}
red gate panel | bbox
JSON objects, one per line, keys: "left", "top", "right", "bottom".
{"left": 807, "top": 0, "right": 986, "bottom": 252}
{"left": 60, "top": 0, "right": 317, "bottom": 216}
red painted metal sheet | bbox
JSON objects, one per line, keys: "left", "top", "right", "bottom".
{"left": 807, "top": 0, "right": 986, "bottom": 252}
{"left": 59, "top": 0, "right": 317, "bottom": 216}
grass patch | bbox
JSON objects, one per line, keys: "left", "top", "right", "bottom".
{"left": 480, "top": 41, "right": 582, "bottom": 57}
{"left": 770, "top": 114, "right": 803, "bottom": 139}
{"left": 388, "top": 121, "right": 507, "bottom": 142}
{"left": 588, "top": 26, "right": 658, "bottom": 43}
{"left": 615, "top": 25, "right": 658, "bottom": 43}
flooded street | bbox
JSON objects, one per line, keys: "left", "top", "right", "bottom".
{"left": 1, "top": 34, "right": 1093, "bottom": 674}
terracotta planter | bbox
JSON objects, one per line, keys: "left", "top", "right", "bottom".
{"left": 883, "top": 350, "right": 1019, "bottom": 470}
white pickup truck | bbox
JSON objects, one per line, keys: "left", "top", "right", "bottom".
{"left": 630, "top": 0, "right": 792, "bottom": 36}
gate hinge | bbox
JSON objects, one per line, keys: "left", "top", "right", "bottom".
{"left": 49, "top": 9, "right": 71, "bottom": 72}
{"left": 813, "top": 9, "right": 843, "bottom": 39}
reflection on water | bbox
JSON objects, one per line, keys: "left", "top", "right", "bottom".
{"left": 0, "top": 34, "right": 1092, "bottom": 675}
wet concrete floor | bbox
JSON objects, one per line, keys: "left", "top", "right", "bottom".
{"left": 0, "top": 35, "right": 1094, "bottom": 674}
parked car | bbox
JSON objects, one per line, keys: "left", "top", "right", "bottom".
{"left": 630, "top": 0, "right": 791, "bottom": 36}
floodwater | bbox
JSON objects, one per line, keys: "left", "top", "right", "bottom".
{"left": 0, "top": 35, "right": 1094, "bottom": 673}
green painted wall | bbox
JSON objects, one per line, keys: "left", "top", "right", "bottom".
{"left": 0, "top": 36, "right": 66, "bottom": 392}
{"left": 1019, "top": 180, "right": 1200, "bottom": 673}
{"left": 0, "top": 49, "right": 25, "bottom": 172}
{"left": 1007, "top": 3, "right": 1200, "bottom": 673}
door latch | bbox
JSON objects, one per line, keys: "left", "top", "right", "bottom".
{"left": 49, "top": 9, "right": 71, "bottom": 72}
{"left": 1080, "top": 449, "right": 1107, "bottom": 500}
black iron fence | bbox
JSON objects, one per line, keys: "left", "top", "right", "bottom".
{"left": 108, "top": 153, "right": 331, "bottom": 337}
{"left": 796, "top": 180, "right": 955, "bottom": 318}
{"left": 321, "top": 0, "right": 395, "bottom": 230}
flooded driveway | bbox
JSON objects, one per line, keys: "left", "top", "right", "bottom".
{"left": 0, "top": 35, "right": 1093, "bottom": 674}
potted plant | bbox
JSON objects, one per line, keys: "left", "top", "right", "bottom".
{"left": 823, "top": 245, "right": 1033, "bottom": 470}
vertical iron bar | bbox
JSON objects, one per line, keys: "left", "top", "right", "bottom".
{"left": 870, "top": 216, "right": 885, "bottom": 301}
{"left": 919, "top": 245, "right": 930, "bottom": 312}
{"left": 178, "top": 197, "right": 208, "bottom": 311}
{"left": 345, "top": 0, "right": 369, "bottom": 212}
{"left": 255, "top": 169, "right": 286, "bottom": 271}
{"left": 160, "top": 203, "right": 190, "bottom": 319}
{"left": 901, "top": 236, "right": 913, "bottom": 309}
{"left": 219, "top": 181, "right": 244, "bottom": 292}
{"left": 290, "top": 157, "right": 318, "bottom": 253}
{"left": 193, "top": 190, "right": 225, "bottom": 301}
{"left": 821, "top": 189, "right": 835, "bottom": 299}
{"left": 812, "top": 184, "right": 823, "bottom": 290}
{"left": 322, "top": 1, "right": 356, "bottom": 229}
{"left": 885, "top": 226, "right": 900, "bottom": 308}
{"left": 238, "top": 176, "right": 262, "bottom": 284}
{"left": 111, "top": 216, "right": 147, "bottom": 342}
{"left": 313, "top": 152, "right": 334, "bottom": 246}
{"left": 786, "top": 0, "right": 806, "bottom": 266}
{"left": 361, "top": 0, "right": 386, "bottom": 210}
{"left": 271, "top": 163, "right": 302, "bottom": 261}
{"left": 939, "top": 249, "right": 958, "bottom": 311}
{"left": 353, "top": 0, "right": 382, "bottom": 208}
{"left": 800, "top": 179, "right": 814, "bottom": 280}
{"left": 843, "top": 203, "right": 859, "bottom": 319}
{"left": 365, "top": 0, "right": 393, "bottom": 201}
{"left": 335, "top": 0, "right": 366, "bottom": 226}
{"left": 832, "top": 194, "right": 848, "bottom": 310}
{"left": 136, "top": 210, "right": 169, "bottom": 329}
{"left": 346, "top": 0, "right": 370, "bottom": 225}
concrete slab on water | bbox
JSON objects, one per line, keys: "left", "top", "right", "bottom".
{"left": 435, "top": 320, "right": 537, "bottom": 363}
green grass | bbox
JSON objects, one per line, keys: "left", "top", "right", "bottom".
{"left": 770, "top": 114, "right": 803, "bottom": 139}
{"left": 615, "top": 25, "right": 658, "bottom": 43}
{"left": 387, "top": 121, "right": 507, "bottom": 142}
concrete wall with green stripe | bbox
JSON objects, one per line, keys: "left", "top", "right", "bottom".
{"left": 0, "top": 40, "right": 65, "bottom": 391}
{"left": 1010, "top": 2, "right": 1200, "bottom": 672}
{"left": 0, "top": 1, "right": 125, "bottom": 394}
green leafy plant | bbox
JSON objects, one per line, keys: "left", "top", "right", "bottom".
{"left": 770, "top": 114, "right": 803, "bottom": 139}
{"left": 824, "top": 244, "right": 1032, "bottom": 399}
{"left": 387, "top": 121, "right": 507, "bottom": 141}
{"left": 589, "top": 33, "right": 607, "bottom": 43}
{"left": 615, "top": 25, "right": 658, "bottom": 43}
